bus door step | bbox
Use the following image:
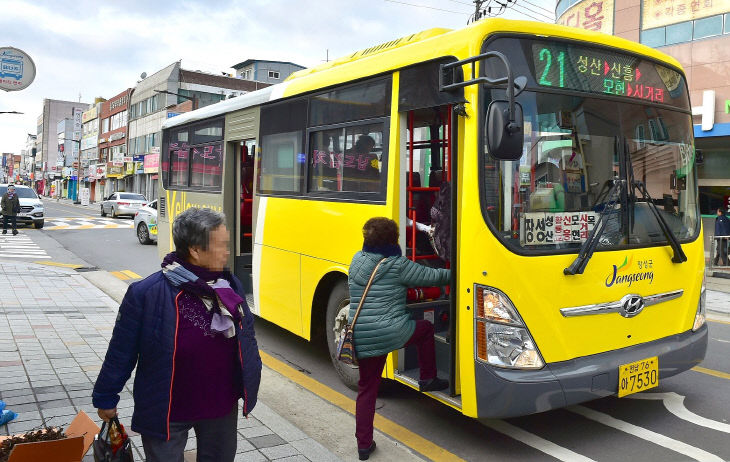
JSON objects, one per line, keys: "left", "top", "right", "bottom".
{"left": 245, "top": 293, "right": 255, "bottom": 311}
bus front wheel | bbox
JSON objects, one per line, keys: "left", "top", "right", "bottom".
{"left": 325, "top": 281, "right": 359, "bottom": 390}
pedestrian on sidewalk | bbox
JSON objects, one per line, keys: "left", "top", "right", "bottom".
{"left": 714, "top": 208, "right": 730, "bottom": 266}
{"left": 93, "top": 207, "right": 262, "bottom": 462}
{"left": 348, "top": 217, "right": 450, "bottom": 460}
{"left": 1, "top": 185, "right": 20, "bottom": 235}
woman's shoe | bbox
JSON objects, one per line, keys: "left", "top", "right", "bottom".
{"left": 358, "top": 441, "right": 376, "bottom": 460}
{"left": 419, "top": 377, "right": 449, "bottom": 392}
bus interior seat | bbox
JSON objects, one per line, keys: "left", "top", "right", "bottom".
{"left": 429, "top": 169, "right": 443, "bottom": 189}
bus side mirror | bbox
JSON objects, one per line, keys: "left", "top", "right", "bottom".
{"left": 486, "top": 100, "right": 523, "bottom": 161}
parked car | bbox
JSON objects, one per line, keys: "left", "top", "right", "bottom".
{"left": 100, "top": 192, "right": 147, "bottom": 218}
{"left": 133, "top": 200, "right": 158, "bottom": 245}
{"left": 0, "top": 184, "right": 44, "bottom": 228}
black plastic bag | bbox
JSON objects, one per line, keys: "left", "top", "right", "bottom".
{"left": 93, "top": 416, "right": 134, "bottom": 462}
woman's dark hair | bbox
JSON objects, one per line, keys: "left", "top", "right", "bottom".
{"left": 362, "top": 217, "right": 398, "bottom": 247}
{"left": 173, "top": 207, "right": 226, "bottom": 259}
{"left": 718, "top": 208, "right": 725, "bottom": 215}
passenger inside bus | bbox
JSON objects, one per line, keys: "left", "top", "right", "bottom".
{"left": 344, "top": 135, "right": 381, "bottom": 193}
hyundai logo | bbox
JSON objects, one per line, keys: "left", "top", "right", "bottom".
{"left": 620, "top": 294, "right": 645, "bottom": 318}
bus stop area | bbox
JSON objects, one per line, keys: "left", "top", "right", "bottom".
{"left": 0, "top": 261, "right": 350, "bottom": 462}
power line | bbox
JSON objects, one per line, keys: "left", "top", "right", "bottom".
{"left": 512, "top": 2, "right": 554, "bottom": 21}
{"left": 510, "top": 7, "right": 547, "bottom": 22}
{"left": 521, "top": 0, "right": 555, "bottom": 15}
{"left": 383, "top": 0, "right": 469, "bottom": 15}
{"left": 514, "top": 0, "right": 555, "bottom": 21}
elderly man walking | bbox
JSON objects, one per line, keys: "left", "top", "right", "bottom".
{"left": 93, "top": 207, "right": 262, "bottom": 462}
{"left": 1, "top": 185, "right": 20, "bottom": 235}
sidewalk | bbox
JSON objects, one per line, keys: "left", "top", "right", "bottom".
{"left": 0, "top": 261, "right": 342, "bottom": 462}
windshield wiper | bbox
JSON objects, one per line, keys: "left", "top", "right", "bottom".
{"left": 564, "top": 177, "right": 624, "bottom": 275}
{"left": 631, "top": 180, "right": 687, "bottom": 263}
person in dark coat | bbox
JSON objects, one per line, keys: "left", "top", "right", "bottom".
{"left": 1, "top": 185, "right": 20, "bottom": 235}
{"left": 714, "top": 208, "right": 730, "bottom": 266}
{"left": 348, "top": 217, "right": 450, "bottom": 460}
{"left": 93, "top": 207, "right": 262, "bottom": 462}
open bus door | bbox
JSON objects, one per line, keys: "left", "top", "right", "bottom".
{"left": 395, "top": 104, "right": 459, "bottom": 403}
{"left": 234, "top": 139, "right": 256, "bottom": 296}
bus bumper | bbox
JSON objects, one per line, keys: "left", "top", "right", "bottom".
{"left": 475, "top": 324, "right": 708, "bottom": 419}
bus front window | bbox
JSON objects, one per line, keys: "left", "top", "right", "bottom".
{"left": 482, "top": 92, "right": 699, "bottom": 253}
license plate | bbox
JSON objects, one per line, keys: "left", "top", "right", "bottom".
{"left": 149, "top": 224, "right": 157, "bottom": 235}
{"left": 18, "top": 213, "right": 28, "bottom": 217}
{"left": 618, "top": 356, "right": 658, "bottom": 397}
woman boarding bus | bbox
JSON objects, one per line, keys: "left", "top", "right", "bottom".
{"left": 156, "top": 18, "right": 707, "bottom": 420}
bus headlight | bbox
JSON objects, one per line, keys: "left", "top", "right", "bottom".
{"left": 692, "top": 276, "right": 706, "bottom": 332}
{"left": 475, "top": 285, "right": 544, "bottom": 369}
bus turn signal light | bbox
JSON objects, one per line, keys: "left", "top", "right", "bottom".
{"left": 474, "top": 285, "right": 544, "bottom": 369}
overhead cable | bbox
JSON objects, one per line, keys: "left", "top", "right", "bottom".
{"left": 383, "top": 0, "right": 469, "bottom": 15}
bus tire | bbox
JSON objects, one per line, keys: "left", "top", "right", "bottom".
{"left": 325, "top": 280, "right": 359, "bottom": 390}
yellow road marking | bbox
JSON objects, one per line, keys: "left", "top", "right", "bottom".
{"left": 76, "top": 224, "right": 95, "bottom": 229}
{"left": 33, "top": 261, "right": 82, "bottom": 269}
{"left": 708, "top": 318, "right": 730, "bottom": 326}
{"left": 260, "top": 350, "right": 465, "bottom": 462}
{"left": 121, "top": 270, "right": 142, "bottom": 279}
{"left": 111, "top": 271, "right": 130, "bottom": 280}
{"left": 692, "top": 366, "right": 730, "bottom": 380}
{"left": 45, "top": 225, "right": 70, "bottom": 230}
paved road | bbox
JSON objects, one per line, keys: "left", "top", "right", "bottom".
{"left": 37, "top": 200, "right": 160, "bottom": 280}
{"left": 15, "top": 205, "right": 730, "bottom": 461}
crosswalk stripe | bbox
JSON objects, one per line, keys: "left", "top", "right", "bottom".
{"left": 0, "top": 233, "right": 50, "bottom": 259}
{"left": 44, "top": 217, "right": 133, "bottom": 230}
{"left": 569, "top": 405, "right": 723, "bottom": 461}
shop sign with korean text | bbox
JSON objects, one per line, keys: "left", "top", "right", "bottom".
{"left": 144, "top": 153, "right": 159, "bottom": 173}
{"left": 642, "top": 0, "right": 730, "bottom": 29}
{"left": 0, "top": 47, "right": 36, "bottom": 91}
{"left": 557, "top": 0, "right": 614, "bottom": 35}
{"left": 521, "top": 211, "right": 598, "bottom": 245}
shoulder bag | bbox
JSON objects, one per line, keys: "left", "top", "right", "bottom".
{"left": 336, "top": 258, "right": 386, "bottom": 366}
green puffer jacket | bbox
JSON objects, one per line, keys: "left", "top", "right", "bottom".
{"left": 348, "top": 251, "right": 450, "bottom": 359}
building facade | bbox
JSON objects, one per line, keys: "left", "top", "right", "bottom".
{"left": 35, "top": 99, "right": 89, "bottom": 196}
{"left": 232, "top": 59, "right": 305, "bottom": 84}
{"left": 556, "top": 0, "right": 730, "bottom": 245}
{"left": 80, "top": 98, "right": 105, "bottom": 202}
{"left": 128, "top": 61, "right": 267, "bottom": 200}
{"left": 97, "top": 88, "right": 132, "bottom": 202}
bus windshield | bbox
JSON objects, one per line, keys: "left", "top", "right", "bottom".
{"left": 482, "top": 91, "right": 699, "bottom": 254}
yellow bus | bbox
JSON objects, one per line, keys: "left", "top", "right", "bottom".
{"left": 157, "top": 18, "right": 707, "bottom": 419}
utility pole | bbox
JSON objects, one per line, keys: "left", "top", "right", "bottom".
{"left": 471, "top": 0, "right": 485, "bottom": 23}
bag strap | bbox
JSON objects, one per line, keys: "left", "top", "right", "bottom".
{"left": 350, "top": 258, "right": 386, "bottom": 329}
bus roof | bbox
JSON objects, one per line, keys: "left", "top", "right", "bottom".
{"left": 162, "top": 18, "right": 685, "bottom": 131}
{"left": 161, "top": 85, "right": 276, "bottom": 130}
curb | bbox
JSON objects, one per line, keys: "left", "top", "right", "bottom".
{"left": 81, "top": 270, "right": 129, "bottom": 305}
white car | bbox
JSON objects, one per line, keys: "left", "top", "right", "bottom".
{"left": 0, "top": 184, "right": 44, "bottom": 229}
{"left": 101, "top": 192, "right": 147, "bottom": 218}
{"left": 133, "top": 200, "right": 158, "bottom": 244}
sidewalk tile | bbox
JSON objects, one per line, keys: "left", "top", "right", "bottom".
{"left": 291, "top": 438, "right": 343, "bottom": 462}
{"left": 275, "top": 456, "right": 310, "bottom": 462}
{"left": 234, "top": 450, "right": 268, "bottom": 462}
{"left": 248, "top": 433, "right": 286, "bottom": 449}
{"left": 38, "top": 399, "right": 71, "bottom": 409}
{"left": 1, "top": 387, "right": 33, "bottom": 398}
{"left": 260, "top": 443, "right": 299, "bottom": 459}
{"left": 240, "top": 425, "right": 274, "bottom": 439}
{"left": 235, "top": 436, "right": 255, "bottom": 453}
{"left": 252, "top": 402, "right": 309, "bottom": 442}
{"left": 36, "top": 392, "right": 68, "bottom": 402}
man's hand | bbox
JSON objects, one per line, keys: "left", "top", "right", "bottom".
{"left": 97, "top": 408, "right": 117, "bottom": 422}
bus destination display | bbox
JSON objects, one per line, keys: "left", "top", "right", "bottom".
{"left": 531, "top": 42, "right": 685, "bottom": 107}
